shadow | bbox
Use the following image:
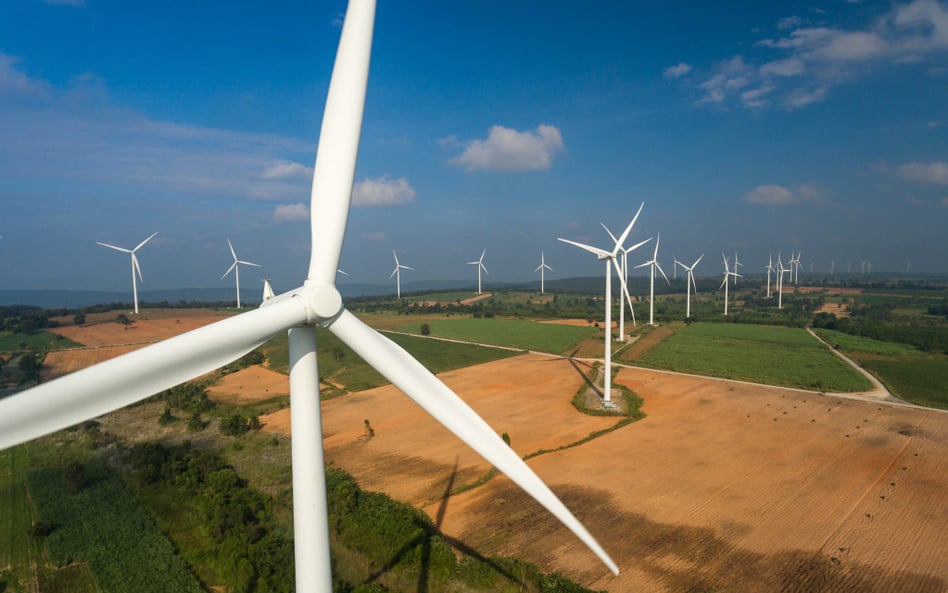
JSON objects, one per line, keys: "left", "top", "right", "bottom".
{"left": 566, "top": 357, "right": 602, "bottom": 398}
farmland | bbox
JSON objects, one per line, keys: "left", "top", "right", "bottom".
{"left": 638, "top": 322, "right": 872, "bottom": 392}
{"left": 395, "top": 317, "right": 597, "bottom": 354}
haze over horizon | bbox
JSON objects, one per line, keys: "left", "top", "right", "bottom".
{"left": 2, "top": 0, "right": 947, "bottom": 293}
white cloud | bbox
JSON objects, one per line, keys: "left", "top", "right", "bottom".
{"left": 697, "top": 56, "right": 754, "bottom": 106}
{"left": 262, "top": 161, "right": 312, "bottom": 180}
{"left": 663, "top": 62, "right": 693, "bottom": 79}
{"left": 777, "top": 16, "right": 803, "bottom": 30}
{"left": 744, "top": 185, "right": 795, "bottom": 205}
{"left": 760, "top": 57, "right": 805, "bottom": 77}
{"left": 273, "top": 202, "right": 309, "bottom": 221}
{"left": 362, "top": 231, "right": 386, "bottom": 241}
{"left": 740, "top": 85, "right": 775, "bottom": 109}
{"left": 0, "top": 53, "right": 51, "bottom": 100}
{"left": 783, "top": 87, "right": 827, "bottom": 109}
{"left": 351, "top": 176, "right": 416, "bottom": 206}
{"left": 898, "top": 161, "right": 948, "bottom": 185}
{"left": 449, "top": 124, "right": 564, "bottom": 171}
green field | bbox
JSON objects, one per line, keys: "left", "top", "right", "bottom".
{"left": 0, "top": 330, "right": 82, "bottom": 352}
{"left": 396, "top": 317, "right": 596, "bottom": 354}
{"left": 814, "top": 329, "right": 919, "bottom": 356}
{"left": 0, "top": 446, "right": 36, "bottom": 593}
{"left": 260, "top": 326, "right": 519, "bottom": 392}
{"left": 640, "top": 323, "right": 872, "bottom": 392}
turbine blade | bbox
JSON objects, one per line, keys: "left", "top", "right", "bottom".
{"left": 557, "top": 238, "right": 611, "bottom": 259}
{"left": 96, "top": 242, "right": 131, "bottom": 254}
{"left": 228, "top": 239, "right": 238, "bottom": 261}
{"left": 327, "top": 309, "right": 619, "bottom": 575}
{"left": 388, "top": 267, "right": 398, "bottom": 279}
{"left": 479, "top": 248, "right": 486, "bottom": 262}
{"left": 612, "top": 201, "right": 645, "bottom": 255}
{"left": 656, "top": 261, "right": 670, "bottom": 285}
{"left": 238, "top": 260, "right": 262, "bottom": 268}
{"left": 134, "top": 232, "right": 159, "bottom": 252}
{"left": 132, "top": 253, "right": 144, "bottom": 283}
{"left": 0, "top": 298, "right": 308, "bottom": 450}
{"left": 600, "top": 222, "right": 618, "bottom": 244}
{"left": 403, "top": 265, "right": 414, "bottom": 271}
{"left": 308, "top": 0, "right": 376, "bottom": 283}
{"left": 624, "top": 237, "right": 652, "bottom": 254}
{"left": 222, "top": 261, "right": 237, "bottom": 279}
{"left": 693, "top": 253, "right": 704, "bottom": 268}
{"left": 481, "top": 263, "right": 489, "bottom": 275}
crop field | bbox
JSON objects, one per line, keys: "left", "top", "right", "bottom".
{"left": 0, "top": 330, "right": 81, "bottom": 352}
{"left": 639, "top": 322, "right": 872, "bottom": 392}
{"left": 0, "top": 446, "right": 35, "bottom": 593}
{"left": 27, "top": 460, "right": 204, "bottom": 593}
{"left": 396, "top": 317, "right": 596, "bottom": 354}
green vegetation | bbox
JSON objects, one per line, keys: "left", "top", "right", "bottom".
{"left": 640, "top": 323, "right": 872, "bottom": 392}
{"left": 396, "top": 318, "right": 595, "bottom": 354}
{"left": 0, "top": 330, "right": 81, "bottom": 352}
{"left": 0, "top": 446, "right": 37, "bottom": 593}
{"left": 814, "top": 329, "right": 919, "bottom": 356}
{"left": 27, "top": 459, "right": 204, "bottom": 593}
{"left": 261, "top": 327, "right": 518, "bottom": 392}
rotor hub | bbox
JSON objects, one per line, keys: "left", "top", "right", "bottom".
{"left": 308, "top": 282, "right": 343, "bottom": 323}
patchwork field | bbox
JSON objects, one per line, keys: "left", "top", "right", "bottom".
{"left": 396, "top": 317, "right": 597, "bottom": 353}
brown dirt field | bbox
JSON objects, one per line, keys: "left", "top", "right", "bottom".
{"left": 540, "top": 319, "right": 597, "bottom": 327}
{"left": 617, "top": 324, "right": 678, "bottom": 362}
{"left": 298, "top": 358, "right": 947, "bottom": 593}
{"left": 797, "top": 286, "right": 864, "bottom": 295}
{"left": 459, "top": 293, "right": 494, "bottom": 305}
{"left": 260, "top": 353, "right": 617, "bottom": 507}
{"left": 48, "top": 311, "right": 228, "bottom": 347}
{"left": 817, "top": 302, "right": 851, "bottom": 317}
{"left": 207, "top": 365, "right": 290, "bottom": 403}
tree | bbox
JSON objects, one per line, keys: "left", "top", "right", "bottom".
{"left": 420, "top": 323, "right": 430, "bottom": 336}
{"left": 64, "top": 461, "right": 84, "bottom": 494}
{"left": 73, "top": 313, "right": 86, "bottom": 325}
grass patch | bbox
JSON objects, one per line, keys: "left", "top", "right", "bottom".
{"left": 396, "top": 317, "right": 596, "bottom": 354}
{"left": 860, "top": 356, "right": 948, "bottom": 410}
{"left": 0, "top": 331, "right": 82, "bottom": 352}
{"left": 815, "top": 329, "right": 920, "bottom": 356}
{"left": 640, "top": 323, "right": 872, "bottom": 392}
{"left": 0, "top": 444, "right": 43, "bottom": 593}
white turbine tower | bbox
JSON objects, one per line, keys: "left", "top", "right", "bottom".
{"left": 559, "top": 204, "right": 643, "bottom": 405}
{"left": 0, "top": 3, "right": 619, "bottom": 588}
{"left": 765, "top": 253, "right": 775, "bottom": 298}
{"left": 720, "top": 253, "right": 742, "bottom": 316}
{"left": 467, "top": 249, "right": 489, "bottom": 294}
{"left": 222, "top": 239, "right": 261, "bottom": 309}
{"left": 733, "top": 251, "right": 743, "bottom": 284}
{"left": 534, "top": 251, "right": 554, "bottom": 294}
{"left": 601, "top": 210, "right": 651, "bottom": 342}
{"left": 776, "top": 253, "right": 791, "bottom": 309}
{"left": 830, "top": 260, "right": 836, "bottom": 276}
{"left": 635, "top": 232, "right": 669, "bottom": 326}
{"left": 675, "top": 253, "right": 703, "bottom": 319}
{"left": 96, "top": 231, "right": 158, "bottom": 315}
{"left": 389, "top": 250, "right": 413, "bottom": 299}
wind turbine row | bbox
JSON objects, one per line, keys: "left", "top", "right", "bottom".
{"left": 0, "top": 3, "right": 619, "bottom": 588}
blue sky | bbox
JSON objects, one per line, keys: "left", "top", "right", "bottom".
{"left": 1, "top": 0, "right": 946, "bottom": 294}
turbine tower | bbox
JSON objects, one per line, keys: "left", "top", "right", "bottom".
{"left": 222, "top": 239, "right": 261, "bottom": 309}
{"left": 389, "top": 250, "right": 414, "bottom": 299}
{"left": 96, "top": 231, "right": 158, "bottom": 315}
{"left": 559, "top": 203, "right": 643, "bottom": 406}
{"left": 0, "top": 3, "right": 619, "bottom": 587}
{"left": 776, "top": 254, "right": 791, "bottom": 309}
{"left": 765, "top": 253, "right": 775, "bottom": 298}
{"left": 733, "top": 251, "right": 743, "bottom": 284}
{"left": 467, "top": 249, "right": 489, "bottom": 294}
{"left": 534, "top": 251, "right": 554, "bottom": 294}
{"left": 720, "top": 253, "right": 742, "bottom": 316}
{"left": 830, "top": 260, "right": 836, "bottom": 276}
{"left": 634, "top": 232, "right": 669, "bottom": 326}
{"left": 675, "top": 254, "right": 703, "bottom": 319}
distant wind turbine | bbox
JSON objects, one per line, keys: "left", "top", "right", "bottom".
{"left": 776, "top": 253, "right": 791, "bottom": 309}
{"left": 635, "top": 232, "right": 669, "bottom": 326}
{"left": 534, "top": 251, "right": 554, "bottom": 294}
{"left": 467, "top": 249, "right": 489, "bottom": 294}
{"left": 765, "top": 253, "right": 775, "bottom": 298}
{"left": 222, "top": 239, "right": 261, "bottom": 309}
{"left": 601, "top": 215, "right": 651, "bottom": 341}
{"left": 560, "top": 203, "right": 643, "bottom": 406}
{"left": 96, "top": 232, "right": 158, "bottom": 315}
{"left": 675, "top": 253, "right": 703, "bottom": 319}
{"left": 389, "top": 250, "right": 414, "bottom": 299}
{"left": 720, "top": 253, "right": 742, "bottom": 316}
{"left": 733, "top": 251, "right": 743, "bottom": 284}
{"left": 830, "top": 260, "right": 836, "bottom": 276}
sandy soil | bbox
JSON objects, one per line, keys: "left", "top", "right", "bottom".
{"left": 816, "top": 302, "right": 851, "bottom": 317}
{"left": 540, "top": 319, "right": 597, "bottom": 327}
{"left": 797, "top": 286, "right": 864, "bottom": 295}
{"left": 459, "top": 293, "right": 494, "bottom": 305}
{"left": 207, "top": 365, "right": 290, "bottom": 403}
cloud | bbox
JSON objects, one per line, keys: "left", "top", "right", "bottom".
{"left": 351, "top": 176, "right": 416, "bottom": 206}
{"left": 777, "top": 16, "right": 803, "bottom": 30}
{"left": 697, "top": 56, "right": 753, "bottom": 106}
{"left": 740, "top": 85, "right": 775, "bottom": 109}
{"left": 783, "top": 86, "right": 827, "bottom": 109}
{"left": 760, "top": 57, "right": 805, "bottom": 77}
{"left": 0, "top": 53, "right": 51, "bottom": 100}
{"left": 273, "top": 202, "right": 309, "bottom": 221}
{"left": 663, "top": 62, "right": 693, "bottom": 79}
{"left": 262, "top": 162, "right": 312, "bottom": 180}
{"left": 362, "top": 231, "right": 386, "bottom": 241}
{"left": 744, "top": 185, "right": 795, "bottom": 205}
{"left": 449, "top": 124, "right": 564, "bottom": 171}
{"left": 898, "top": 161, "right": 948, "bottom": 185}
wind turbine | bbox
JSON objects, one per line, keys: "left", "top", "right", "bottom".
{"left": 830, "top": 260, "right": 836, "bottom": 276}
{"left": 776, "top": 253, "right": 790, "bottom": 309}
{"left": 222, "top": 239, "right": 261, "bottom": 309}
{"left": 765, "top": 253, "right": 775, "bottom": 298}
{"left": 96, "top": 232, "right": 158, "bottom": 315}
{"left": 467, "top": 249, "right": 488, "bottom": 294}
{"left": 0, "top": 3, "right": 619, "bottom": 588}
{"left": 634, "top": 232, "right": 669, "bottom": 326}
{"left": 389, "top": 250, "right": 413, "bottom": 299}
{"left": 534, "top": 251, "right": 554, "bottom": 294}
{"left": 675, "top": 253, "right": 703, "bottom": 319}
{"left": 732, "top": 251, "right": 743, "bottom": 284}
{"left": 559, "top": 203, "right": 644, "bottom": 405}
{"left": 601, "top": 217, "right": 651, "bottom": 342}
{"left": 720, "top": 253, "right": 742, "bottom": 316}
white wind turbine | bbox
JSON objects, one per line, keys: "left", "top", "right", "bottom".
{"left": 222, "top": 239, "right": 262, "bottom": 309}
{"left": 634, "top": 232, "right": 669, "bottom": 326}
{"left": 601, "top": 210, "right": 651, "bottom": 342}
{"left": 467, "top": 248, "right": 489, "bottom": 294}
{"left": 830, "top": 260, "right": 836, "bottom": 276}
{"left": 720, "top": 253, "right": 742, "bottom": 316}
{"left": 96, "top": 231, "right": 158, "bottom": 315}
{"left": 776, "top": 253, "right": 790, "bottom": 309}
{"left": 560, "top": 203, "right": 644, "bottom": 405}
{"left": 765, "top": 253, "right": 775, "bottom": 298}
{"left": 0, "top": 3, "right": 619, "bottom": 588}
{"left": 733, "top": 251, "right": 743, "bottom": 284}
{"left": 534, "top": 251, "right": 554, "bottom": 294}
{"left": 675, "top": 253, "right": 703, "bottom": 319}
{"left": 389, "top": 250, "right": 413, "bottom": 299}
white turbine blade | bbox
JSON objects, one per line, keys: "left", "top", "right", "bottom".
{"left": 720, "top": 277, "right": 727, "bottom": 290}
{"left": 545, "top": 264, "right": 555, "bottom": 272}
{"left": 132, "top": 253, "right": 144, "bottom": 283}
{"left": 600, "top": 222, "right": 619, "bottom": 244}
{"left": 327, "top": 309, "right": 619, "bottom": 575}
{"left": 238, "top": 260, "right": 262, "bottom": 268}
{"left": 691, "top": 272, "right": 698, "bottom": 293}
{"left": 308, "top": 0, "right": 376, "bottom": 284}
{"left": 612, "top": 258, "right": 636, "bottom": 316}
{"left": 479, "top": 248, "right": 486, "bottom": 263}
{"left": 612, "top": 201, "right": 645, "bottom": 255}
{"left": 656, "top": 261, "right": 670, "bottom": 285}
{"left": 227, "top": 239, "right": 238, "bottom": 261}
{"left": 96, "top": 242, "right": 132, "bottom": 254}
{"left": 692, "top": 253, "right": 704, "bottom": 268}
{"left": 388, "top": 266, "right": 399, "bottom": 279}
{"left": 557, "top": 237, "right": 611, "bottom": 259}
{"left": 134, "top": 231, "right": 158, "bottom": 252}
{"left": 480, "top": 262, "right": 489, "bottom": 275}
{"left": 534, "top": 263, "right": 543, "bottom": 273}
{"left": 0, "top": 298, "right": 307, "bottom": 450}
{"left": 633, "top": 260, "right": 651, "bottom": 270}
{"left": 221, "top": 261, "right": 238, "bottom": 279}
{"left": 402, "top": 265, "right": 414, "bottom": 271}
{"left": 623, "top": 237, "right": 652, "bottom": 254}
{"left": 337, "top": 269, "right": 350, "bottom": 276}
